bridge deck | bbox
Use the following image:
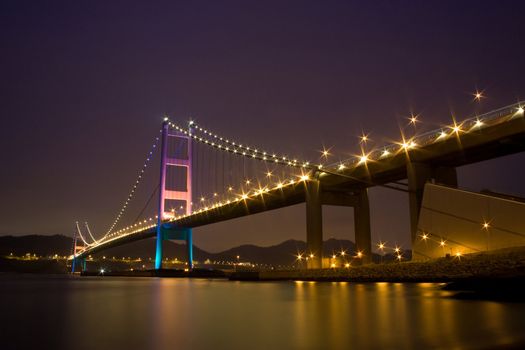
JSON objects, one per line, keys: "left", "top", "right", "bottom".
{"left": 77, "top": 106, "right": 525, "bottom": 258}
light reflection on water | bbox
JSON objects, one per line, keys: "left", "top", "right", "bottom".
{"left": 1, "top": 275, "right": 524, "bottom": 350}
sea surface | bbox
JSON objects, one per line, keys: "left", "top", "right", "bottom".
{"left": 1, "top": 274, "right": 524, "bottom": 350}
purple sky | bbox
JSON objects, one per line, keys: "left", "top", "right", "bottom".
{"left": 1, "top": 0, "right": 525, "bottom": 252}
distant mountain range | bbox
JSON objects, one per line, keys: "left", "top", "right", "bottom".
{"left": 0, "top": 235, "right": 408, "bottom": 265}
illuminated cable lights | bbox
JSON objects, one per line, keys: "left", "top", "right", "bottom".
{"left": 168, "top": 120, "right": 314, "bottom": 170}
{"left": 104, "top": 132, "right": 161, "bottom": 237}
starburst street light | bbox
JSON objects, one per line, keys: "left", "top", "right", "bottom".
{"left": 358, "top": 154, "right": 369, "bottom": 165}
{"left": 408, "top": 114, "right": 419, "bottom": 125}
{"left": 474, "top": 119, "right": 483, "bottom": 128}
{"left": 321, "top": 147, "right": 331, "bottom": 158}
{"left": 473, "top": 90, "right": 484, "bottom": 101}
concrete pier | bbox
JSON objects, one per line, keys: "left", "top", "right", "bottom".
{"left": 306, "top": 179, "right": 323, "bottom": 269}
{"left": 354, "top": 189, "right": 372, "bottom": 264}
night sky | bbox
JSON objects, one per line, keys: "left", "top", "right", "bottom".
{"left": 1, "top": 0, "right": 525, "bottom": 252}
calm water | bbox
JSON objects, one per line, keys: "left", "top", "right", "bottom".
{"left": 1, "top": 275, "right": 524, "bottom": 350}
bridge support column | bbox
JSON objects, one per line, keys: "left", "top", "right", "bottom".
{"left": 407, "top": 162, "right": 432, "bottom": 244}
{"left": 407, "top": 162, "right": 457, "bottom": 246}
{"left": 306, "top": 179, "right": 323, "bottom": 269}
{"left": 155, "top": 229, "right": 164, "bottom": 270}
{"left": 354, "top": 189, "right": 372, "bottom": 264}
{"left": 71, "top": 257, "right": 86, "bottom": 273}
{"left": 186, "top": 228, "right": 193, "bottom": 269}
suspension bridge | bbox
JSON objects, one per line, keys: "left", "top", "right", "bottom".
{"left": 71, "top": 102, "right": 525, "bottom": 271}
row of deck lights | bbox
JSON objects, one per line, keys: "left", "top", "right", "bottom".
{"left": 96, "top": 173, "right": 313, "bottom": 242}
{"left": 332, "top": 104, "right": 524, "bottom": 172}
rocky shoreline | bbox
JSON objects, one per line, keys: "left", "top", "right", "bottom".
{"left": 230, "top": 246, "right": 525, "bottom": 283}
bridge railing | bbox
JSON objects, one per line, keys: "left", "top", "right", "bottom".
{"left": 327, "top": 101, "right": 525, "bottom": 170}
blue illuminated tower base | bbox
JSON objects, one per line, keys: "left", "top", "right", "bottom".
{"left": 155, "top": 225, "right": 193, "bottom": 269}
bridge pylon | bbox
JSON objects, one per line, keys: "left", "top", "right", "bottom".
{"left": 71, "top": 225, "right": 87, "bottom": 273}
{"left": 155, "top": 118, "right": 194, "bottom": 270}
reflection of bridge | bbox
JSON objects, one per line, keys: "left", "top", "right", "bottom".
{"left": 72, "top": 102, "right": 525, "bottom": 271}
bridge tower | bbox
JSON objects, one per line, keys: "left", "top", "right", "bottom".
{"left": 155, "top": 119, "right": 194, "bottom": 270}
{"left": 71, "top": 225, "right": 87, "bottom": 273}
